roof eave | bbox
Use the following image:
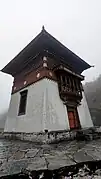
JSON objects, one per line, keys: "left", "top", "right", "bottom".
{"left": 1, "top": 28, "right": 92, "bottom": 75}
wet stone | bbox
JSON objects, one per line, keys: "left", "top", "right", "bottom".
{"left": 0, "top": 159, "right": 28, "bottom": 175}
{"left": 73, "top": 150, "right": 94, "bottom": 163}
{"left": 86, "top": 149, "right": 101, "bottom": 160}
{"left": 47, "top": 156, "right": 75, "bottom": 170}
{"left": 1, "top": 136, "right": 101, "bottom": 177}
{"left": 46, "top": 150, "right": 66, "bottom": 157}
{"left": 0, "top": 171, "right": 8, "bottom": 177}
{"left": 25, "top": 149, "right": 39, "bottom": 158}
{"left": 0, "top": 153, "right": 7, "bottom": 160}
{"left": 12, "top": 150, "right": 25, "bottom": 160}
{"left": 0, "top": 146, "right": 8, "bottom": 153}
{"left": 27, "top": 157, "right": 47, "bottom": 171}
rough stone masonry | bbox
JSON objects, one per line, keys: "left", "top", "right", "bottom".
{"left": 0, "top": 127, "right": 101, "bottom": 177}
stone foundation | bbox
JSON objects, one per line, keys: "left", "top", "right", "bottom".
{"left": 0, "top": 128, "right": 101, "bottom": 177}
{"left": 0, "top": 130, "right": 76, "bottom": 144}
{"left": 0, "top": 127, "right": 101, "bottom": 144}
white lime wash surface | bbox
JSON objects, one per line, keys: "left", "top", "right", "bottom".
{"left": 4, "top": 78, "right": 93, "bottom": 133}
{"left": 77, "top": 92, "right": 93, "bottom": 128}
{"left": 4, "top": 79, "right": 69, "bottom": 132}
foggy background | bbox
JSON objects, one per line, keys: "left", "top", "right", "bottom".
{"left": 0, "top": 0, "right": 100, "bottom": 126}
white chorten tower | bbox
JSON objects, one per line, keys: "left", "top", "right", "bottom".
{"left": 2, "top": 27, "right": 93, "bottom": 132}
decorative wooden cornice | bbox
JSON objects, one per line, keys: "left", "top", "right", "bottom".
{"left": 53, "top": 65, "right": 84, "bottom": 80}
{"left": 12, "top": 67, "right": 57, "bottom": 94}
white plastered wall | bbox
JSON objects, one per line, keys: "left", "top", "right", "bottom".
{"left": 4, "top": 78, "right": 69, "bottom": 132}
{"left": 77, "top": 91, "right": 93, "bottom": 128}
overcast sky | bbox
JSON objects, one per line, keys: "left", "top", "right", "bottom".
{"left": 0, "top": 0, "right": 100, "bottom": 114}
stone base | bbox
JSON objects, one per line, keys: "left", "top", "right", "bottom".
{"left": 0, "top": 127, "right": 101, "bottom": 144}
{"left": 0, "top": 129, "right": 101, "bottom": 177}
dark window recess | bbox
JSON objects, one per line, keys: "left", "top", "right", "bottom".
{"left": 74, "top": 79, "right": 77, "bottom": 91}
{"left": 61, "top": 75, "right": 70, "bottom": 86}
{"left": 66, "top": 76, "right": 70, "bottom": 85}
{"left": 70, "top": 77, "right": 74, "bottom": 91}
{"left": 62, "top": 76, "right": 66, "bottom": 85}
{"left": 18, "top": 90, "right": 28, "bottom": 115}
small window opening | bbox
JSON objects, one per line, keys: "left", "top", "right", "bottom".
{"left": 66, "top": 76, "right": 70, "bottom": 86}
{"left": 62, "top": 76, "right": 66, "bottom": 85}
{"left": 18, "top": 90, "right": 28, "bottom": 115}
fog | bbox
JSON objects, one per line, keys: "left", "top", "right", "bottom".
{"left": 0, "top": 0, "right": 100, "bottom": 115}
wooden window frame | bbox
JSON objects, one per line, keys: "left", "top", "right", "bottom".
{"left": 61, "top": 75, "right": 70, "bottom": 86}
{"left": 18, "top": 90, "right": 28, "bottom": 116}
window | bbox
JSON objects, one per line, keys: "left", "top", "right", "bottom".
{"left": 70, "top": 77, "right": 74, "bottom": 91}
{"left": 66, "top": 76, "right": 70, "bottom": 86}
{"left": 62, "top": 75, "right": 66, "bottom": 85}
{"left": 74, "top": 79, "right": 77, "bottom": 91}
{"left": 61, "top": 75, "right": 70, "bottom": 86}
{"left": 18, "top": 90, "right": 28, "bottom": 115}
